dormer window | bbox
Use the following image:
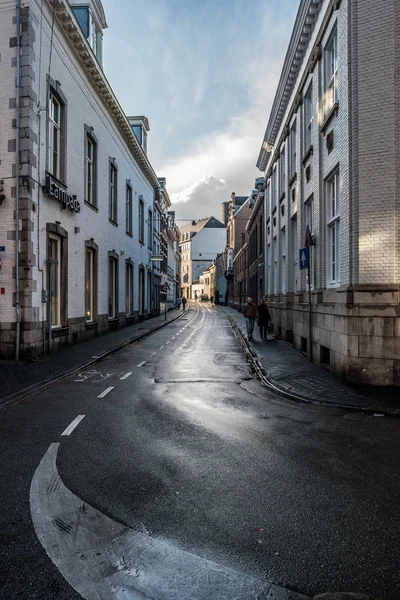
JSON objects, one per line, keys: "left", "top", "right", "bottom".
{"left": 71, "top": 2, "right": 106, "bottom": 66}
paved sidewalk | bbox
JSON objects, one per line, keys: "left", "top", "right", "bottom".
{"left": 0, "top": 307, "right": 189, "bottom": 406}
{"left": 218, "top": 305, "right": 400, "bottom": 416}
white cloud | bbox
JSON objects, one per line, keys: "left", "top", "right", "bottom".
{"left": 170, "top": 176, "right": 230, "bottom": 223}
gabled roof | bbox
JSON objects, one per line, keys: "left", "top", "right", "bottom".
{"left": 180, "top": 216, "right": 225, "bottom": 235}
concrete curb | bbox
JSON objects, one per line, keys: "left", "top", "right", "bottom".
{"left": 218, "top": 308, "right": 400, "bottom": 418}
{"left": 0, "top": 309, "right": 188, "bottom": 410}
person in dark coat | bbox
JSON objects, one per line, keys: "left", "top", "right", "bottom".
{"left": 257, "top": 299, "right": 270, "bottom": 339}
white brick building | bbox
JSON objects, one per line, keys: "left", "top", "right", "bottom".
{"left": 0, "top": 0, "right": 161, "bottom": 359}
{"left": 257, "top": 0, "right": 400, "bottom": 386}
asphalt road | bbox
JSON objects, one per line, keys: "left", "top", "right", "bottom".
{"left": 1, "top": 304, "right": 400, "bottom": 599}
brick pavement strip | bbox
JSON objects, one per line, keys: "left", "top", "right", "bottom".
{"left": 0, "top": 308, "right": 187, "bottom": 407}
{"left": 217, "top": 305, "right": 400, "bottom": 417}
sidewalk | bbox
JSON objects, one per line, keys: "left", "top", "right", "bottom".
{"left": 218, "top": 305, "right": 400, "bottom": 417}
{"left": 0, "top": 308, "right": 188, "bottom": 407}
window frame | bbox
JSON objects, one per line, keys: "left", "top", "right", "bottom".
{"left": 305, "top": 197, "right": 315, "bottom": 289}
{"left": 279, "top": 147, "right": 286, "bottom": 197}
{"left": 126, "top": 180, "right": 133, "bottom": 235}
{"left": 85, "top": 240, "right": 98, "bottom": 322}
{"left": 48, "top": 234, "right": 61, "bottom": 328}
{"left": 304, "top": 84, "right": 313, "bottom": 153}
{"left": 46, "top": 78, "right": 67, "bottom": 183}
{"left": 84, "top": 125, "right": 98, "bottom": 208}
{"left": 125, "top": 261, "right": 134, "bottom": 315}
{"left": 148, "top": 209, "right": 153, "bottom": 250}
{"left": 326, "top": 170, "right": 340, "bottom": 287}
{"left": 290, "top": 120, "right": 297, "bottom": 178}
{"left": 108, "top": 252, "right": 119, "bottom": 319}
{"left": 325, "top": 26, "right": 338, "bottom": 112}
{"left": 109, "top": 157, "right": 118, "bottom": 224}
{"left": 139, "top": 197, "right": 145, "bottom": 244}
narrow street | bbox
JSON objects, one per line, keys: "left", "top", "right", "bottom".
{"left": 1, "top": 305, "right": 399, "bottom": 599}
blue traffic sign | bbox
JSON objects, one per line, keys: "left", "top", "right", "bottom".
{"left": 299, "top": 247, "right": 309, "bottom": 270}
{"left": 0, "top": 246, "right": 5, "bottom": 252}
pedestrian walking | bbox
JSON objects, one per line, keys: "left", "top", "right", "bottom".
{"left": 257, "top": 299, "right": 271, "bottom": 339}
{"left": 181, "top": 297, "right": 187, "bottom": 311}
{"left": 243, "top": 297, "right": 258, "bottom": 341}
{"left": 176, "top": 297, "right": 181, "bottom": 309}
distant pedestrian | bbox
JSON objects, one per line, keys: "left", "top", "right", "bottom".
{"left": 257, "top": 299, "right": 271, "bottom": 339}
{"left": 243, "top": 297, "right": 258, "bottom": 341}
{"left": 176, "top": 297, "right": 181, "bottom": 309}
{"left": 210, "top": 295, "right": 214, "bottom": 304}
{"left": 181, "top": 297, "right": 187, "bottom": 311}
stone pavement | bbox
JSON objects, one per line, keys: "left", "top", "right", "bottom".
{"left": 0, "top": 307, "right": 188, "bottom": 406}
{"left": 217, "top": 305, "right": 400, "bottom": 417}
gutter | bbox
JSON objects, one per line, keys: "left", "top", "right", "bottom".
{"left": 15, "top": 0, "right": 21, "bottom": 360}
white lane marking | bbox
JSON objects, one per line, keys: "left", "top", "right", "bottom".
{"left": 165, "top": 341, "right": 170, "bottom": 345}
{"left": 61, "top": 415, "right": 85, "bottom": 436}
{"left": 151, "top": 353, "right": 156, "bottom": 358}
{"left": 97, "top": 387, "right": 114, "bottom": 398}
{"left": 137, "top": 361, "right": 146, "bottom": 367}
{"left": 159, "top": 346, "right": 164, "bottom": 350}
{"left": 171, "top": 336, "right": 175, "bottom": 339}
{"left": 120, "top": 372, "right": 132, "bottom": 380}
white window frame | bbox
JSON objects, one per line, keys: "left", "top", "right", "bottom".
{"left": 126, "top": 183, "right": 133, "bottom": 234}
{"left": 272, "top": 166, "right": 277, "bottom": 209}
{"left": 48, "top": 93, "right": 61, "bottom": 179}
{"left": 326, "top": 170, "right": 340, "bottom": 286}
{"left": 49, "top": 234, "right": 61, "bottom": 328}
{"left": 290, "top": 120, "right": 297, "bottom": 178}
{"left": 86, "top": 248, "right": 95, "bottom": 322}
{"left": 126, "top": 263, "right": 134, "bottom": 315}
{"left": 139, "top": 199, "right": 144, "bottom": 243}
{"left": 304, "top": 84, "right": 313, "bottom": 152}
{"left": 279, "top": 147, "right": 286, "bottom": 197}
{"left": 86, "top": 136, "right": 94, "bottom": 205}
{"left": 109, "top": 163, "right": 117, "bottom": 222}
{"left": 325, "top": 27, "right": 338, "bottom": 112}
{"left": 108, "top": 257, "right": 118, "bottom": 318}
{"left": 281, "top": 227, "right": 286, "bottom": 293}
{"left": 291, "top": 216, "right": 298, "bottom": 292}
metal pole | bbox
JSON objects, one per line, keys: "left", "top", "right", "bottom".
{"left": 15, "top": 0, "right": 21, "bottom": 360}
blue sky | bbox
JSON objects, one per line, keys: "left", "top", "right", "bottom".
{"left": 102, "top": 0, "right": 299, "bottom": 220}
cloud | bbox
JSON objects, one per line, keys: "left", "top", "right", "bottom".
{"left": 170, "top": 176, "right": 230, "bottom": 223}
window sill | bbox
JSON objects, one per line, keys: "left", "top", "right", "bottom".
{"left": 321, "top": 102, "right": 339, "bottom": 134}
{"left": 139, "top": 240, "right": 145, "bottom": 246}
{"left": 85, "top": 320, "right": 98, "bottom": 330}
{"left": 272, "top": 206, "right": 277, "bottom": 215}
{"left": 108, "top": 317, "right": 120, "bottom": 323}
{"left": 51, "top": 326, "right": 69, "bottom": 338}
{"left": 126, "top": 231, "right": 133, "bottom": 238}
{"left": 279, "top": 192, "right": 285, "bottom": 202}
{"left": 45, "top": 171, "right": 67, "bottom": 188}
{"left": 84, "top": 200, "right": 98, "bottom": 212}
{"left": 289, "top": 172, "right": 297, "bottom": 187}
{"left": 302, "top": 145, "right": 314, "bottom": 166}
{"left": 109, "top": 219, "right": 118, "bottom": 227}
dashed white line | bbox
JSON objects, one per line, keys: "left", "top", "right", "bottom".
{"left": 159, "top": 346, "right": 164, "bottom": 350}
{"left": 151, "top": 353, "right": 156, "bottom": 358}
{"left": 97, "top": 387, "right": 114, "bottom": 398}
{"left": 137, "top": 361, "right": 146, "bottom": 367}
{"left": 61, "top": 415, "right": 85, "bottom": 436}
{"left": 120, "top": 372, "right": 132, "bottom": 380}
{"left": 165, "top": 341, "right": 170, "bottom": 344}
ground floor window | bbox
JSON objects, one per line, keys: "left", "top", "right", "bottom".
{"left": 126, "top": 262, "right": 134, "bottom": 315}
{"left": 49, "top": 235, "right": 61, "bottom": 327}
{"left": 85, "top": 243, "right": 98, "bottom": 321}
{"left": 108, "top": 256, "right": 118, "bottom": 318}
{"left": 147, "top": 270, "right": 152, "bottom": 312}
{"left": 139, "top": 267, "right": 145, "bottom": 314}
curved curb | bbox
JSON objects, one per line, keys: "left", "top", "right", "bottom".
{"left": 0, "top": 309, "right": 188, "bottom": 410}
{"left": 218, "top": 308, "right": 400, "bottom": 419}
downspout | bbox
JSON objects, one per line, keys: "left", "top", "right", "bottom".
{"left": 15, "top": 0, "right": 21, "bottom": 360}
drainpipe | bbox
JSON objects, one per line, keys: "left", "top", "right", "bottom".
{"left": 15, "top": 0, "right": 21, "bottom": 361}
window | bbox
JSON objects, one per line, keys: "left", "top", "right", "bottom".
{"left": 279, "top": 147, "right": 285, "bottom": 197}
{"left": 71, "top": 6, "right": 103, "bottom": 65}
{"left": 126, "top": 182, "right": 133, "bottom": 235}
{"left": 148, "top": 210, "right": 153, "bottom": 249}
{"left": 84, "top": 127, "right": 97, "bottom": 207}
{"left": 109, "top": 159, "right": 118, "bottom": 223}
{"left": 272, "top": 167, "right": 277, "bottom": 209}
{"left": 139, "top": 198, "right": 144, "bottom": 243}
{"left": 85, "top": 246, "right": 97, "bottom": 321}
{"left": 325, "top": 27, "right": 338, "bottom": 112}
{"left": 304, "top": 84, "right": 313, "bottom": 152}
{"left": 108, "top": 256, "right": 118, "bottom": 318}
{"left": 266, "top": 179, "right": 271, "bottom": 216}
{"left": 326, "top": 170, "right": 340, "bottom": 285}
{"left": 305, "top": 199, "right": 314, "bottom": 288}
{"left": 48, "top": 235, "right": 61, "bottom": 327}
{"left": 290, "top": 120, "right": 297, "bottom": 177}
{"left": 272, "top": 236, "right": 278, "bottom": 294}
{"left": 281, "top": 228, "right": 286, "bottom": 293}
{"left": 291, "top": 216, "right": 298, "bottom": 292}
{"left": 126, "top": 262, "right": 134, "bottom": 315}
{"left": 48, "top": 94, "right": 61, "bottom": 179}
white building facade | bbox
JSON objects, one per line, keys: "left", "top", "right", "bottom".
{"left": 258, "top": 0, "right": 400, "bottom": 386}
{"left": 0, "top": 0, "right": 160, "bottom": 359}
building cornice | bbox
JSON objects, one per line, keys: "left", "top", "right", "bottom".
{"left": 48, "top": 0, "right": 160, "bottom": 191}
{"left": 257, "top": 0, "right": 323, "bottom": 171}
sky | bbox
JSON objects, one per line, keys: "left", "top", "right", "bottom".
{"left": 101, "top": 0, "right": 299, "bottom": 223}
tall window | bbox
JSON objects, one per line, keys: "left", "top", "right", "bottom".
{"left": 108, "top": 257, "right": 118, "bottom": 318}
{"left": 325, "top": 27, "right": 338, "bottom": 112}
{"left": 290, "top": 120, "right": 297, "bottom": 178}
{"left": 126, "top": 183, "right": 133, "bottom": 235}
{"left": 326, "top": 171, "right": 340, "bottom": 285}
{"left": 85, "top": 130, "right": 97, "bottom": 206}
{"left": 281, "top": 227, "right": 286, "bottom": 293}
{"left": 304, "top": 84, "right": 313, "bottom": 152}
{"left": 109, "top": 160, "right": 118, "bottom": 223}
{"left": 148, "top": 210, "right": 153, "bottom": 249}
{"left": 48, "top": 235, "right": 61, "bottom": 327}
{"left": 279, "top": 147, "right": 285, "bottom": 197}
{"left": 266, "top": 179, "right": 271, "bottom": 216}
{"left": 139, "top": 198, "right": 144, "bottom": 243}
{"left": 291, "top": 216, "right": 298, "bottom": 292}
{"left": 48, "top": 94, "right": 61, "bottom": 179}
{"left": 126, "top": 262, "right": 134, "bottom": 315}
{"left": 272, "top": 166, "right": 277, "bottom": 209}
{"left": 305, "top": 199, "right": 314, "bottom": 288}
{"left": 85, "top": 247, "right": 96, "bottom": 321}
{"left": 272, "top": 236, "right": 278, "bottom": 294}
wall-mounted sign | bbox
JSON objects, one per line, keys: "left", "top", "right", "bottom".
{"left": 44, "top": 174, "right": 80, "bottom": 213}
{"left": 0, "top": 246, "right": 5, "bottom": 252}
